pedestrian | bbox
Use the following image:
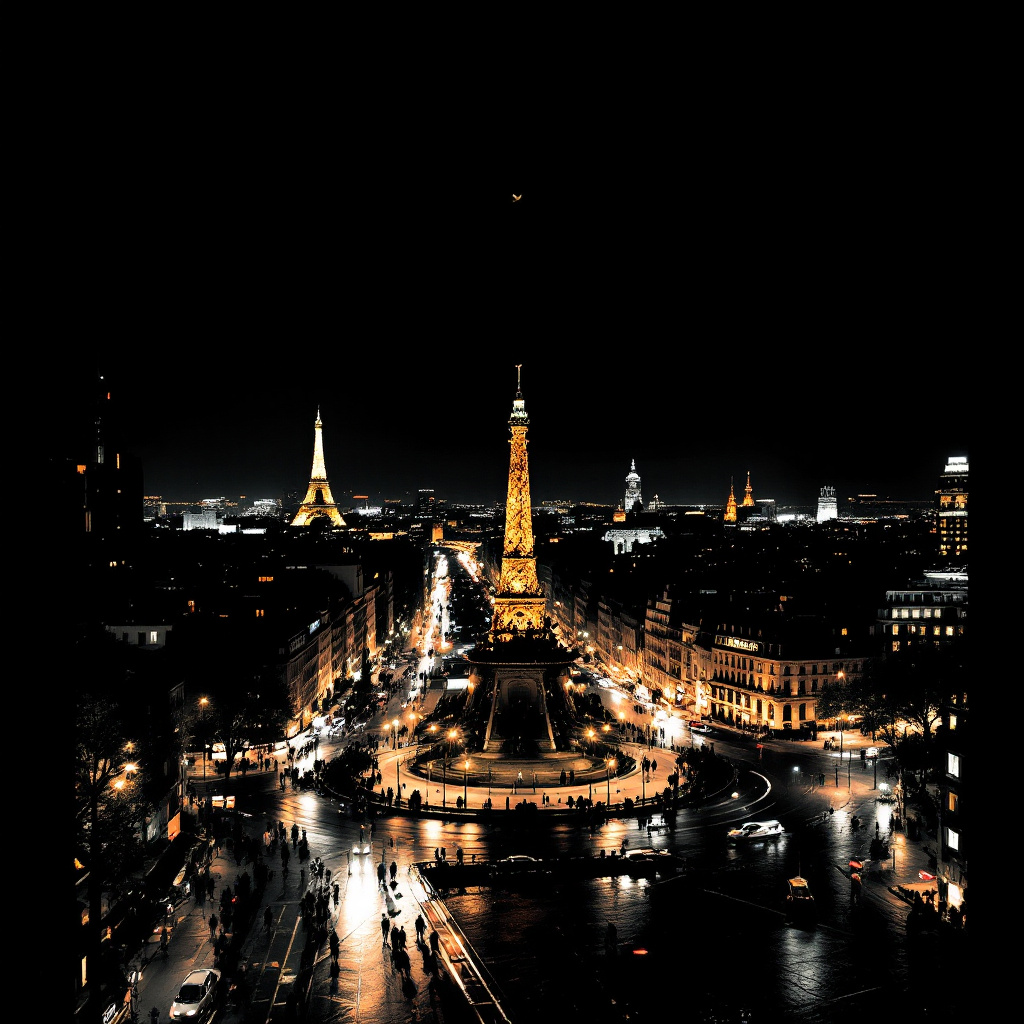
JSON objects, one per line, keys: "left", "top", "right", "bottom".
{"left": 208, "top": 912, "right": 218, "bottom": 941}
{"left": 415, "top": 913, "right": 426, "bottom": 944}
{"left": 381, "top": 913, "right": 391, "bottom": 946}
{"left": 346, "top": 850, "right": 352, "bottom": 874}
{"left": 429, "top": 928, "right": 440, "bottom": 956}
{"left": 329, "top": 929, "right": 340, "bottom": 963}
{"left": 159, "top": 926, "right": 169, "bottom": 957}
{"left": 264, "top": 906, "right": 273, "bottom": 933}
{"left": 390, "top": 860, "right": 398, "bottom": 883}
{"left": 377, "top": 861, "right": 387, "bottom": 888}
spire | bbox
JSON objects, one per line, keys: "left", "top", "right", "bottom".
{"left": 724, "top": 477, "right": 738, "bottom": 523}
{"left": 624, "top": 458, "right": 642, "bottom": 513}
{"left": 742, "top": 469, "right": 755, "bottom": 506}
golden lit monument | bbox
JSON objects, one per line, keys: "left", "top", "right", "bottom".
{"left": 468, "top": 367, "right": 577, "bottom": 754}
{"left": 291, "top": 409, "right": 347, "bottom": 528}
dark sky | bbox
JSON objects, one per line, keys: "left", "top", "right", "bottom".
{"left": 51, "top": 104, "right": 970, "bottom": 508}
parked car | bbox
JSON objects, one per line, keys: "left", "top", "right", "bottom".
{"left": 690, "top": 723, "right": 713, "bottom": 734}
{"left": 170, "top": 968, "right": 221, "bottom": 1021}
{"left": 727, "top": 820, "right": 784, "bottom": 842}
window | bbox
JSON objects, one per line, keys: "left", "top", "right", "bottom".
{"left": 945, "top": 827, "right": 959, "bottom": 853}
{"left": 149, "top": 630, "right": 159, "bottom": 645}
{"left": 946, "top": 752, "right": 960, "bottom": 778}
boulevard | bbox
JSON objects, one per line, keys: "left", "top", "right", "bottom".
{"left": 134, "top": 554, "right": 956, "bottom": 1023}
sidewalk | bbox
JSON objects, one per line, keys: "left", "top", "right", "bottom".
{"left": 133, "top": 806, "right": 487, "bottom": 1024}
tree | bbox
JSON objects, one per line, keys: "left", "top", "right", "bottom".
{"left": 861, "top": 641, "right": 963, "bottom": 755}
{"left": 75, "top": 695, "right": 149, "bottom": 1024}
{"left": 170, "top": 619, "right": 293, "bottom": 792}
{"left": 201, "top": 671, "right": 293, "bottom": 792}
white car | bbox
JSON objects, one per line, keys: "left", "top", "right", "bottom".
{"left": 727, "top": 820, "right": 785, "bottom": 842}
{"left": 690, "top": 723, "right": 713, "bottom": 734}
{"left": 170, "top": 968, "right": 221, "bottom": 1020}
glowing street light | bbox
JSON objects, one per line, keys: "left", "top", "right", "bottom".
{"left": 586, "top": 728, "right": 596, "bottom": 755}
{"left": 199, "top": 697, "right": 210, "bottom": 781}
{"left": 392, "top": 718, "right": 400, "bottom": 749}
{"left": 606, "top": 757, "right": 617, "bottom": 806}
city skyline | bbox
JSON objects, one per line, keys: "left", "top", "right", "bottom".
{"left": 63, "top": 357, "right": 965, "bottom": 509}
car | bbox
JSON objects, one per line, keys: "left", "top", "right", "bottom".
{"left": 499, "top": 854, "right": 539, "bottom": 863}
{"left": 866, "top": 746, "right": 879, "bottom": 758}
{"left": 170, "top": 968, "right": 221, "bottom": 1021}
{"left": 727, "top": 820, "right": 785, "bottom": 842}
{"left": 690, "top": 723, "right": 713, "bottom": 734}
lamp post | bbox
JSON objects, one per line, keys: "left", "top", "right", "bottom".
{"left": 199, "top": 697, "right": 209, "bottom": 781}
{"left": 586, "top": 728, "right": 595, "bottom": 756}
{"left": 836, "top": 672, "right": 846, "bottom": 756}
{"left": 463, "top": 759, "right": 469, "bottom": 808}
{"left": 442, "top": 759, "right": 447, "bottom": 807}
{"left": 392, "top": 718, "right": 400, "bottom": 750}
{"left": 606, "top": 757, "right": 616, "bottom": 806}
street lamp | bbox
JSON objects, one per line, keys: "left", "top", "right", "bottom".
{"left": 199, "top": 697, "right": 209, "bottom": 781}
{"left": 392, "top": 718, "right": 400, "bottom": 749}
{"left": 835, "top": 671, "right": 846, "bottom": 756}
{"left": 442, "top": 759, "right": 447, "bottom": 807}
{"left": 586, "top": 728, "right": 595, "bottom": 756}
{"left": 606, "top": 757, "right": 616, "bottom": 806}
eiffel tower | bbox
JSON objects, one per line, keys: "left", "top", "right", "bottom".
{"left": 467, "top": 367, "right": 578, "bottom": 754}
{"left": 291, "top": 409, "right": 347, "bottom": 528}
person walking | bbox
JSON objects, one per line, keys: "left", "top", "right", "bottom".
{"left": 329, "top": 929, "right": 340, "bottom": 964}
{"left": 389, "top": 860, "right": 398, "bottom": 884}
{"left": 208, "top": 912, "right": 219, "bottom": 942}
{"left": 415, "top": 913, "right": 426, "bottom": 944}
{"left": 381, "top": 913, "right": 391, "bottom": 947}
{"left": 377, "top": 861, "right": 387, "bottom": 889}
{"left": 264, "top": 906, "right": 273, "bottom": 933}
{"left": 159, "top": 926, "right": 169, "bottom": 958}
{"left": 429, "top": 928, "right": 440, "bottom": 956}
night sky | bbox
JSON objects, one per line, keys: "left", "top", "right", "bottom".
{"left": 51, "top": 130, "right": 969, "bottom": 508}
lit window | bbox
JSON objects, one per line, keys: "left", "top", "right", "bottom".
{"left": 945, "top": 828, "right": 959, "bottom": 852}
{"left": 946, "top": 751, "right": 960, "bottom": 778}
{"left": 149, "top": 631, "right": 159, "bottom": 645}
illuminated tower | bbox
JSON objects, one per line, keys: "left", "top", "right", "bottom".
{"left": 816, "top": 485, "right": 838, "bottom": 523}
{"left": 936, "top": 456, "right": 968, "bottom": 563}
{"left": 742, "top": 470, "right": 755, "bottom": 506}
{"left": 469, "top": 367, "right": 575, "bottom": 754}
{"left": 624, "top": 459, "right": 643, "bottom": 512}
{"left": 291, "top": 409, "right": 347, "bottom": 528}
{"left": 724, "top": 478, "right": 738, "bottom": 523}
{"left": 492, "top": 366, "right": 546, "bottom": 633}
